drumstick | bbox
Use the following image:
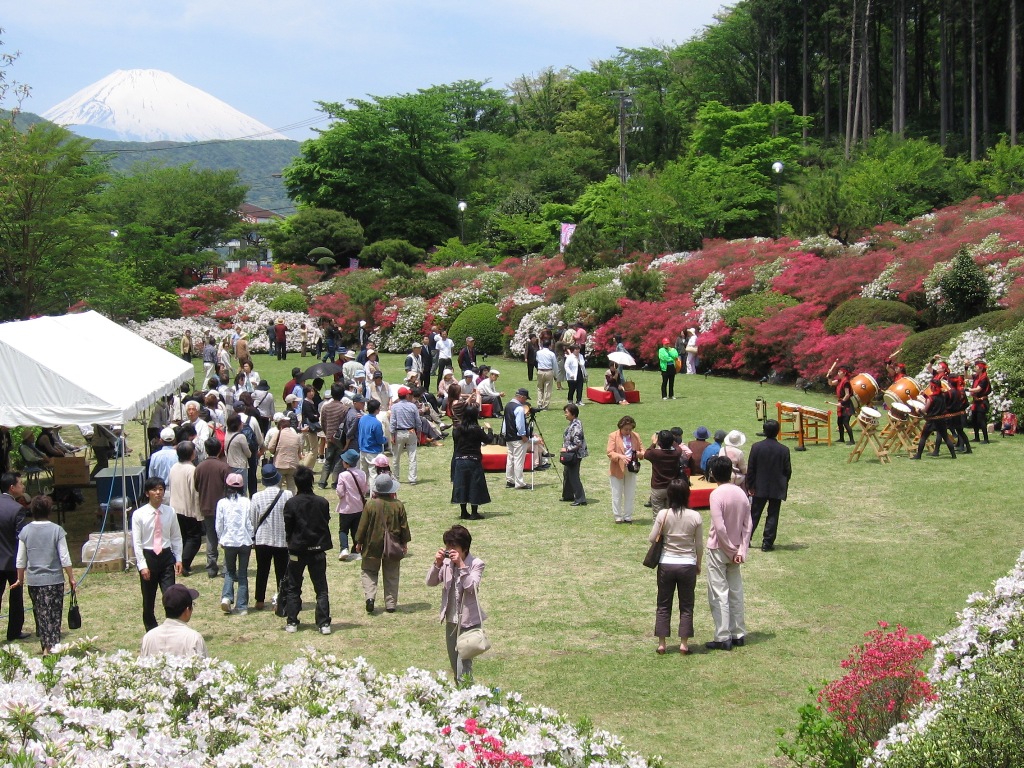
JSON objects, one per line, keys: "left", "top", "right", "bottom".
{"left": 888, "top": 347, "right": 903, "bottom": 360}
{"left": 826, "top": 360, "right": 838, "bottom": 378}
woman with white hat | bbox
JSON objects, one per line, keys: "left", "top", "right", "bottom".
{"left": 684, "top": 328, "right": 699, "bottom": 375}
{"left": 719, "top": 430, "right": 747, "bottom": 485}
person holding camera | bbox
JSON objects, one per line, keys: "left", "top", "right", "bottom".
{"left": 606, "top": 415, "right": 644, "bottom": 524}
{"left": 426, "top": 524, "right": 485, "bottom": 681}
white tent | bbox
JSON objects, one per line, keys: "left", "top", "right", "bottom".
{"left": 0, "top": 311, "right": 194, "bottom": 427}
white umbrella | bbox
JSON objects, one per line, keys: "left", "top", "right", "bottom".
{"left": 608, "top": 350, "right": 636, "bottom": 367}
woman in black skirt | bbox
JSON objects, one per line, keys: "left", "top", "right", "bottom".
{"left": 451, "top": 406, "right": 494, "bottom": 520}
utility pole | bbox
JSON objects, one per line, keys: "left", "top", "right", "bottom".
{"left": 611, "top": 90, "right": 632, "bottom": 185}
{"left": 610, "top": 90, "right": 633, "bottom": 257}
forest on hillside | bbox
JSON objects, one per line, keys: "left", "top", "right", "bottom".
{"left": 282, "top": 0, "right": 1024, "bottom": 259}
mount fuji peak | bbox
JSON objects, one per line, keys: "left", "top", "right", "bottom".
{"left": 41, "top": 69, "right": 288, "bottom": 142}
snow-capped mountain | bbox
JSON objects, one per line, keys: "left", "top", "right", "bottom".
{"left": 41, "top": 69, "right": 288, "bottom": 142}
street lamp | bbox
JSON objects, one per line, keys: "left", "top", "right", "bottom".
{"left": 771, "top": 161, "right": 784, "bottom": 240}
{"left": 457, "top": 200, "right": 467, "bottom": 244}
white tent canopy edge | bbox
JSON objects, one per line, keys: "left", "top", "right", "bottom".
{"left": 0, "top": 311, "right": 194, "bottom": 428}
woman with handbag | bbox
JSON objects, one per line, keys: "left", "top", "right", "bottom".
{"left": 355, "top": 474, "right": 411, "bottom": 614}
{"left": 684, "top": 328, "right": 699, "bottom": 375}
{"left": 560, "top": 404, "right": 588, "bottom": 506}
{"left": 649, "top": 478, "right": 703, "bottom": 655}
{"left": 426, "top": 524, "right": 485, "bottom": 681}
{"left": 606, "top": 415, "right": 644, "bottom": 524}
{"left": 14, "top": 495, "right": 76, "bottom": 655}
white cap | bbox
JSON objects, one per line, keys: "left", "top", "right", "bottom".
{"left": 274, "top": 412, "right": 289, "bottom": 422}
{"left": 490, "top": 369, "right": 500, "bottom": 375}
{"left": 463, "top": 370, "right": 474, "bottom": 377}
{"left": 160, "top": 427, "right": 177, "bottom": 442}
{"left": 443, "top": 368, "right": 453, "bottom": 376}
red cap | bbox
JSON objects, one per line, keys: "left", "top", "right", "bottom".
{"left": 397, "top": 386, "right": 411, "bottom": 397}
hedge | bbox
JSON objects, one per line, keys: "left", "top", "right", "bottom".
{"left": 825, "top": 298, "right": 919, "bottom": 335}
{"left": 449, "top": 303, "right": 503, "bottom": 355}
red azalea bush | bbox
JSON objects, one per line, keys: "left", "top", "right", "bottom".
{"left": 273, "top": 263, "right": 322, "bottom": 288}
{"left": 725, "top": 302, "right": 828, "bottom": 377}
{"left": 771, "top": 251, "right": 893, "bottom": 309}
{"left": 820, "top": 622, "right": 936, "bottom": 746}
{"left": 793, "top": 323, "right": 912, "bottom": 380}
{"left": 444, "top": 718, "right": 534, "bottom": 768}
{"left": 309, "top": 291, "right": 361, "bottom": 330}
{"left": 502, "top": 255, "right": 574, "bottom": 291}
{"left": 593, "top": 296, "right": 696, "bottom": 364}
{"left": 779, "top": 622, "right": 935, "bottom": 767}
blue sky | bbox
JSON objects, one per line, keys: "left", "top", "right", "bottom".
{"left": 3, "top": 0, "right": 728, "bottom": 139}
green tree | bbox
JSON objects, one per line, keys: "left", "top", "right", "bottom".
{"left": 0, "top": 121, "right": 110, "bottom": 319}
{"left": 285, "top": 81, "right": 508, "bottom": 248}
{"left": 358, "top": 239, "right": 425, "bottom": 269}
{"left": 939, "top": 249, "right": 991, "bottom": 323}
{"left": 265, "top": 207, "right": 365, "bottom": 266}
{"left": 97, "top": 162, "right": 247, "bottom": 292}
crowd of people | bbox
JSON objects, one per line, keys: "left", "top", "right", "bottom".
{"left": 11, "top": 312, "right": 1016, "bottom": 673}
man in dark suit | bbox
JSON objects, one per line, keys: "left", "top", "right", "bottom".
{"left": 0, "top": 472, "right": 29, "bottom": 640}
{"left": 744, "top": 419, "right": 792, "bottom": 552}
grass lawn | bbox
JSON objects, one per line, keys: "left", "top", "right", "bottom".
{"left": 52, "top": 351, "right": 1024, "bottom": 768}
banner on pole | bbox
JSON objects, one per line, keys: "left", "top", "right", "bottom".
{"left": 559, "top": 223, "right": 577, "bottom": 253}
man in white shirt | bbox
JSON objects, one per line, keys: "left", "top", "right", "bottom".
{"left": 434, "top": 330, "right": 455, "bottom": 390}
{"left": 477, "top": 369, "right": 505, "bottom": 413}
{"left": 132, "top": 477, "right": 184, "bottom": 632}
{"left": 534, "top": 342, "right": 558, "bottom": 410}
{"left": 140, "top": 584, "right": 207, "bottom": 658}
{"left": 459, "top": 370, "right": 478, "bottom": 397}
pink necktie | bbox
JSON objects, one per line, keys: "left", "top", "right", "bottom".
{"left": 153, "top": 510, "right": 163, "bottom": 555}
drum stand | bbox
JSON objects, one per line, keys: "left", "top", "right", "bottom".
{"left": 848, "top": 422, "right": 890, "bottom": 464}
{"left": 880, "top": 417, "right": 916, "bottom": 457}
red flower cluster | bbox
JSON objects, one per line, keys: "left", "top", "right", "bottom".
{"left": 819, "top": 622, "right": 936, "bottom": 746}
{"left": 449, "top": 718, "right": 534, "bottom": 768}
{"left": 592, "top": 296, "right": 696, "bottom": 361}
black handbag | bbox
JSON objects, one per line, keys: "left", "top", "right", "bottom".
{"left": 643, "top": 515, "right": 665, "bottom": 569}
{"left": 559, "top": 448, "right": 579, "bottom": 464}
{"left": 626, "top": 457, "right": 641, "bottom": 473}
{"left": 68, "top": 586, "right": 82, "bottom": 629}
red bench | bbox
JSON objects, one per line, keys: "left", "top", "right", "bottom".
{"left": 480, "top": 444, "right": 534, "bottom": 472}
{"left": 586, "top": 387, "right": 640, "bottom": 404}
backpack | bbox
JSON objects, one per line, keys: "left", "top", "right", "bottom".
{"left": 331, "top": 405, "right": 352, "bottom": 446}
{"left": 240, "top": 416, "right": 259, "bottom": 454}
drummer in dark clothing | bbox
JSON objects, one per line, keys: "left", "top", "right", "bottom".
{"left": 910, "top": 380, "right": 958, "bottom": 460}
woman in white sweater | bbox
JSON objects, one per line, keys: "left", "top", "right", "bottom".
{"left": 649, "top": 478, "right": 703, "bottom": 655}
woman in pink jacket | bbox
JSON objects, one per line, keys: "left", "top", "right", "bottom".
{"left": 426, "top": 525, "right": 485, "bottom": 681}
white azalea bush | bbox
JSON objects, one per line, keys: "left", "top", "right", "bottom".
{"left": 509, "top": 304, "right": 565, "bottom": 358}
{"left": 692, "top": 272, "right": 731, "bottom": 333}
{"left": 0, "top": 644, "right": 660, "bottom": 768}
{"left": 126, "top": 317, "right": 220, "bottom": 351}
{"left": 866, "top": 550, "right": 1024, "bottom": 767}
{"left": 372, "top": 297, "right": 428, "bottom": 353}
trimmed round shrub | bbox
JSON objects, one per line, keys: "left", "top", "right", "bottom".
{"left": 720, "top": 291, "right": 798, "bottom": 329}
{"left": 358, "top": 239, "right": 426, "bottom": 268}
{"left": 825, "top": 298, "right": 919, "bottom": 335}
{"left": 268, "top": 291, "right": 309, "bottom": 313}
{"left": 564, "top": 284, "right": 625, "bottom": 327}
{"left": 449, "top": 303, "right": 503, "bottom": 355}
{"left": 900, "top": 324, "right": 969, "bottom": 371}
